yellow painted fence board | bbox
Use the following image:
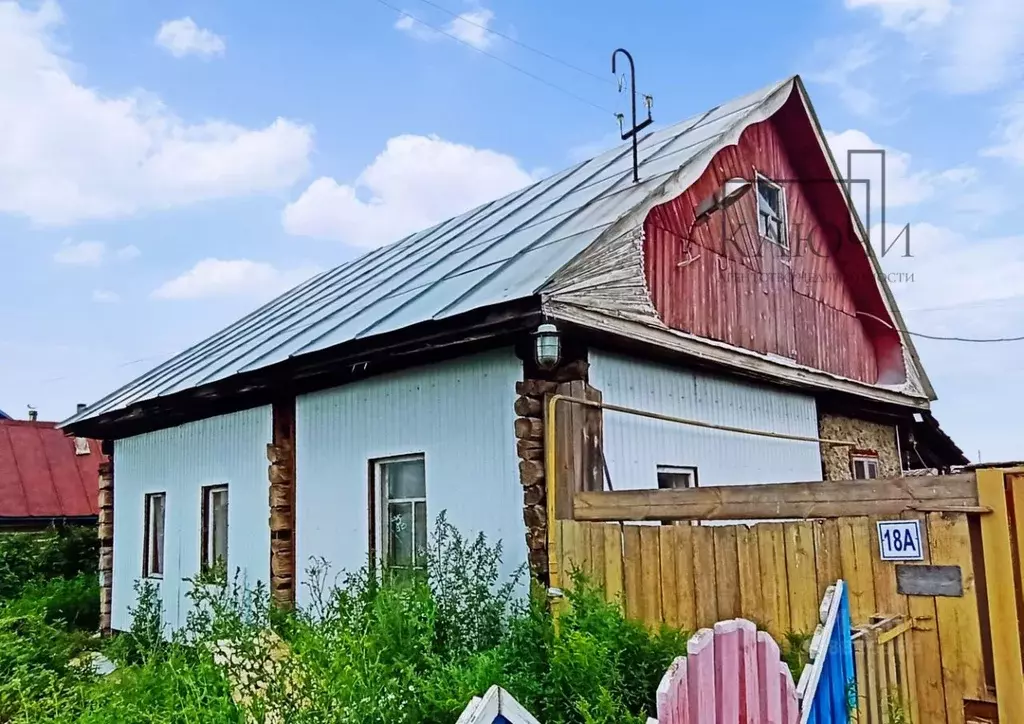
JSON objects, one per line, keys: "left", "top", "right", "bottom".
{"left": 977, "top": 468, "right": 1024, "bottom": 723}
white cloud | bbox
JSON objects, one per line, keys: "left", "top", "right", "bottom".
{"left": 0, "top": 1, "right": 313, "bottom": 225}
{"left": 395, "top": 7, "right": 495, "bottom": 50}
{"left": 844, "top": 0, "right": 951, "bottom": 29}
{"left": 283, "top": 134, "right": 533, "bottom": 247}
{"left": 152, "top": 258, "right": 320, "bottom": 300}
{"left": 846, "top": 0, "right": 1024, "bottom": 93}
{"left": 155, "top": 17, "right": 225, "bottom": 59}
{"left": 91, "top": 289, "right": 120, "bottom": 303}
{"left": 808, "top": 41, "right": 881, "bottom": 116}
{"left": 877, "top": 222, "right": 1024, "bottom": 327}
{"left": 115, "top": 244, "right": 141, "bottom": 261}
{"left": 447, "top": 10, "right": 494, "bottom": 50}
{"left": 53, "top": 239, "right": 105, "bottom": 266}
{"left": 983, "top": 96, "right": 1024, "bottom": 166}
{"left": 825, "top": 129, "right": 939, "bottom": 207}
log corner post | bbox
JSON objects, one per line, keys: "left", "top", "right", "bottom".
{"left": 514, "top": 337, "right": 602, "bottom": 585}
{"left": 269, "top": 398, "right": 297, "bottom": 610}
{"left": 98, "top": 441, "right": 114, "bottom": 636}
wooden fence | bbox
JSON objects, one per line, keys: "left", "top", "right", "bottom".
{"left": 648, "top": 620, "right": 798, "bottom": 724}
{"left": 554, "top": 510, "right": 988, "bottom": 723}
{"left": 853, "top": 616, "right": 918, "bottom": 723}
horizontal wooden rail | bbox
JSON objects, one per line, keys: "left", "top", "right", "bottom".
{"left": 573, "top": 473, "right": 979, "bottom": 521}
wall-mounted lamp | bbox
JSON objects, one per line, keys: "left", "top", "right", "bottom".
{"left": 533, "top": 323, "right": 561, "bottom": 371}
{"left": 693, "top": 177, "right": 752, "bottom": 226}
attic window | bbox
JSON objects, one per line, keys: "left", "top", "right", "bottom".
{"left": 73, "top": 438, "right": 91, "bottom": 456}
{"left": 756, "top": 174, "right": 788, "bottom": 249}
{"left": 851, "top": 453, "right": 880, "bottom": 480}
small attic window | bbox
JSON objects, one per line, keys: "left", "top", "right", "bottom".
{"left": 756, "top": 174, "right": 788, "bottom": 249}
{"left": 73, "top": 438, "right": 91, "bottom": 456}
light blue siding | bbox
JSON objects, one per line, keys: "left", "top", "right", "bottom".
{"left": 295, "top": 349, "right": 524, "bottom": 605}
{"left": 112, "top": 406, "right": 272, "bottom": 631}
{"left": 588, "top": 350, "right": 821, "bottom": 489}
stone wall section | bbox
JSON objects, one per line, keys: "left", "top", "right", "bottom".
{"left": 818, "top": 412, "right": 901, "bottom": 479}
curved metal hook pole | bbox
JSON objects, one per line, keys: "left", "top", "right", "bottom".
{"left": 611, "top": 47, "right": 652, "bottom": 184}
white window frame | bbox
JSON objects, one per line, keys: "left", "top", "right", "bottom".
{"left": 375, "top": 454, "right": 427, "bottom": 571}
{"left": 143, "top": 492, "right": 166, "bottom": 579}
{"left": 851, "top": 454, "right": 880, "bottom": 480}
{"left": 657, "top": 465, "right": 699, "bottom": 489}
{"left": 201, "top": 484, "right": 229, "bottom": 576}
{"left": 755, "top": 172, "right": 789, "bottom": 250}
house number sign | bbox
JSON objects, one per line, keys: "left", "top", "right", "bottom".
{"left": 877, "top": 520, "right": 924, "bottom": 561}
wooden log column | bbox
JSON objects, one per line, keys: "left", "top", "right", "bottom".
{"left": 98, "top": 453, "right": 114, "bottom": 635}
{"left": 515, "top": 340, "right": 593, "bottom": 584}
{"left": 268, "top": 399, "right": 296, "bottom": 609}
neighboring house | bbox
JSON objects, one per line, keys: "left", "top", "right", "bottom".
{"left": 0, "top": 409, "right": 10, "bottom": 420}
{"left": 0, "top": 417, "right": 102, "bottom": 531}
{"left": 62, "top": 76, "right": 965, "bottom": 633}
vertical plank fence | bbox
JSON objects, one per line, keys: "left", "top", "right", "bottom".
{"left": 555, "top": 514, "right": 988, "bottom": 721}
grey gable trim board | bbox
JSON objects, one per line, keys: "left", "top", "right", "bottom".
{"left": 63, "top": 76, "right": 928, "bottom": 429}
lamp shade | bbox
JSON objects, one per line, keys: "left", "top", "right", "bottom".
{"left": 533, "top": 323, "right": 561, "bottom": 370}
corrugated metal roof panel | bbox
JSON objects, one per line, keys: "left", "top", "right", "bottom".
{"left": 64, "top": 78, "right": 794, "bottom": 427}
{"left": 0, "top": 420, "right": 102, "bottom": 519}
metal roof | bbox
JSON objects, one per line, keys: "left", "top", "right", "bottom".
{"left": 0, "top": 419, "right": 102, "bottom": 519}
{"left": 64, "top": 78, "right": 794, "bottom": 427}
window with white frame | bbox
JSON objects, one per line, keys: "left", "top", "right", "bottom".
{"left": 657, "top": 465, "right": 699, "bottom": 489}
{"left": 143, "top": 492, "right": 166, "bottom": 578}
{"left": 756, "top": 174, "right": 788, "bottom": 249}
{"left": 201, "top": 484, "right": 229, "bottom": 580}
{"left": 376, "top": 455, "right": 427, "bottom": 571}
{"left": 851, "top": 454, "right": 879, "bottom": 480}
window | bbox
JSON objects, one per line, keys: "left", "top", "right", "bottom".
{"left": 851, "top": 454, "right": 880, "bottom": 480}
{"left": 201, "top": 485, "right": 229, "bottom": 579}
{"left": 375, "top": 455, "right": 427, "bottom": 571}
{"left": 657, "top": 465, "right": 699, "bottom": 489}
{"left": 143, "top": 493, "right": 166, "bottom": 578}
{"left": 756, "top": 175, "right": 788, "bottom": 249}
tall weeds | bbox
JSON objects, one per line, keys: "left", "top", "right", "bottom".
{"left": 1, "top": 515, "right": 689, "bottom": 723}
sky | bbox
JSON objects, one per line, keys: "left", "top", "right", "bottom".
{"left": 0, "top": 0, "right": 1022, "bottom": 461}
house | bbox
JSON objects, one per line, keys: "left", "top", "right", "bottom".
{"left": 0, "top": 416, "right": 103, "bottom": 531}
{"left": 62, "top": 76, "right": 965, "bottom": 634}
{"left": 0, "top": 409, "right": 10, "bottom": 420}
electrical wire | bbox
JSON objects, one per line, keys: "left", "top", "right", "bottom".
{"left": 648, "top": 217, "right": 1024, "bottom": 344}
{"left": 371, "top": 0, "right": 617, "bottom": 116}
{"left": 855, "top": 310, "right": 1024, "bottom": 343}
{"left": 409, "top": 0, "right": 618, "bottom": 89}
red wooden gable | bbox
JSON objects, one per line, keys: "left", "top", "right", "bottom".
{"left": 643, "top": 88, "right": 905, "bottom": 386}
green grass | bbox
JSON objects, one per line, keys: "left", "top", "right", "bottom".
{"left": 0, "top": 515, "right": 691, "bottom": 724}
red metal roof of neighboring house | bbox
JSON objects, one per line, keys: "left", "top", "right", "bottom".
{"left": 0, "top": 419, "right": 102, "bottom": 520}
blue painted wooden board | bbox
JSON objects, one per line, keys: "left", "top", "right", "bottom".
{"left": 807, "top": 586, "right": 855, "bottom": 723}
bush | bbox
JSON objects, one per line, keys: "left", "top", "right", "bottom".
{"left": 0, "top": 516, "right": 690, "bottom": 724}
{"left": 2, "top": 574, "right": 100, "bottom": 630}
{"left": 0, "top": 526, "right": 98, "bottom": 600}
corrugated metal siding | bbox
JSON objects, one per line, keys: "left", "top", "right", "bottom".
{"left": 643, "top": 90, "right": 904, "bottom": 384}
{"left": 112, "top": 406, "right": 272, "bottom": 631}
{"left": 65, "top": 79, "right": 800, "bottom": 427}
{"left": 588, "top": 350, "right": 821, "bottom": 489}
{"left": 295, "top": 349, "right": 525, "bottom": 604}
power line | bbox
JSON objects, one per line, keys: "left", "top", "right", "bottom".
{"left": 855, "top": 310, "right": 1024, "bottom": 343}
{"left": 371, "top": 0, "right": 617, "bottom": 116}
{"left": 409, "top": 0, "right": 617, "bottom": 89}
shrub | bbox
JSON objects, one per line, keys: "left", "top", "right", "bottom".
{"left": 1, "top": 574, "right": 100, "bottom": 630}
{"left": 0, "top": 516, "right": 690, "bottom": 724}
{"left": 0, "top": 526, "right": 98, "bottom": 600}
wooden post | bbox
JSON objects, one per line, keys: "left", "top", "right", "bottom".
{"left": 98, "top": 452, "right": 114, "bottom": 635}
{"left": 977, "top": 467, "right": 1024, "bottom": 721}
{"left": 269, "top": 398, "right": 296, "bottom": 609}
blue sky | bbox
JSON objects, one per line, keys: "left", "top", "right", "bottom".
{"left": 1, "top": 0, "right": 1022, "bottom": 461}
